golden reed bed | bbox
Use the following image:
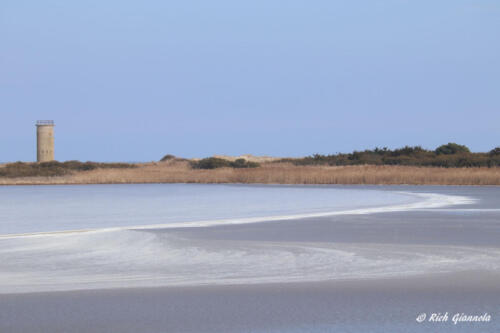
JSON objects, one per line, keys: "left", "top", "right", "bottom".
{"left": 1, "top": 161, "right": 499, "bottom": 185}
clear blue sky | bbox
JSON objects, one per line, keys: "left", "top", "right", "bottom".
{"left": 1, "top": 1, "right": 499, "bottom": 162}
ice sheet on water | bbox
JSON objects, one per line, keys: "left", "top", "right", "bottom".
{"left": 1, "top": 227, "right": 499, "bottom": 293}
{"left": 0, "top": 184, "right": 475, "bottom": 235}
{"left": 0, "top": 184, "right": 484, "bottom": 293}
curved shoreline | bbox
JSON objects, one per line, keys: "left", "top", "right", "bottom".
{"left": 0, "top": 191, "right": 475, "bottom": 239}
{"left": 1, "top": 186, "right": 498, "bottom": 294}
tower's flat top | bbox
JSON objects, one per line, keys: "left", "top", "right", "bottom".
{"left": 36, "top": 120, "right": 55, "bottom": 125}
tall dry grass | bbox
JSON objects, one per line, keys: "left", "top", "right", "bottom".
{"left": 1, "top": 160, "right": 499, "bottom": 185}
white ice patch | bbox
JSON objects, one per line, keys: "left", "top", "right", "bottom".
{"left": 0, "top": 229, "right": 499, "bottom": 293}
{"left": 0, "top": 192, "right": 476, "bottom": 239}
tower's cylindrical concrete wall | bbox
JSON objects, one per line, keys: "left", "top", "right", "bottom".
{"left": 36, "top": 123, "right": 54, "bottom": 162}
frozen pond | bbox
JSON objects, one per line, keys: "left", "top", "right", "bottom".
{"left": 0, "top": 184, "right": 492, "bottom": 294}
{"left": 0, "top": 184, "right": 435, "bottom": 235}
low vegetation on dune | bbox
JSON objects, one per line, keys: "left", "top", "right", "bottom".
{"left": 191, "top": 157, "right": 260, "bottom": 169}
{"left": 0, "top": 161, "right": 135, "bottom": 178}
{"left": 160, "top": 155, "right": 260, "bottom": 169}
{"left": 281, "top": 143, "right": 500, "bottom": 168}
{"left": 160, "top": 154, "right": 176, "bottom": 162}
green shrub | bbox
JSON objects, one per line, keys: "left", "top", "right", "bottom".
{"left": 231, "top": 158, "right": 260, "bottom": 168}
{"left": 0, "top": 161, "right": 136, "bottom": 178}
{"left": 191, "top": 158, "right": 232, "bottom": 169}
{"left": 160, "top": 154, "right": 176, "bottom": 162}
{"left": 435, "top": 143, "right": 470, "bottom": 155}
{"left": 191, "top": 157, "right": 260, "bottom": 169}
{"left": 490, "top": 147, "right": 500, "bottom": 156}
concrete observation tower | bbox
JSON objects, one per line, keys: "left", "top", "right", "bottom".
{"left": 36, "top": 120, "right": 55, "bottom": 162}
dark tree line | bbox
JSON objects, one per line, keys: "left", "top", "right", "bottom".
{"left": 281, "top": 143, "right": 500, "bottom": 168}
